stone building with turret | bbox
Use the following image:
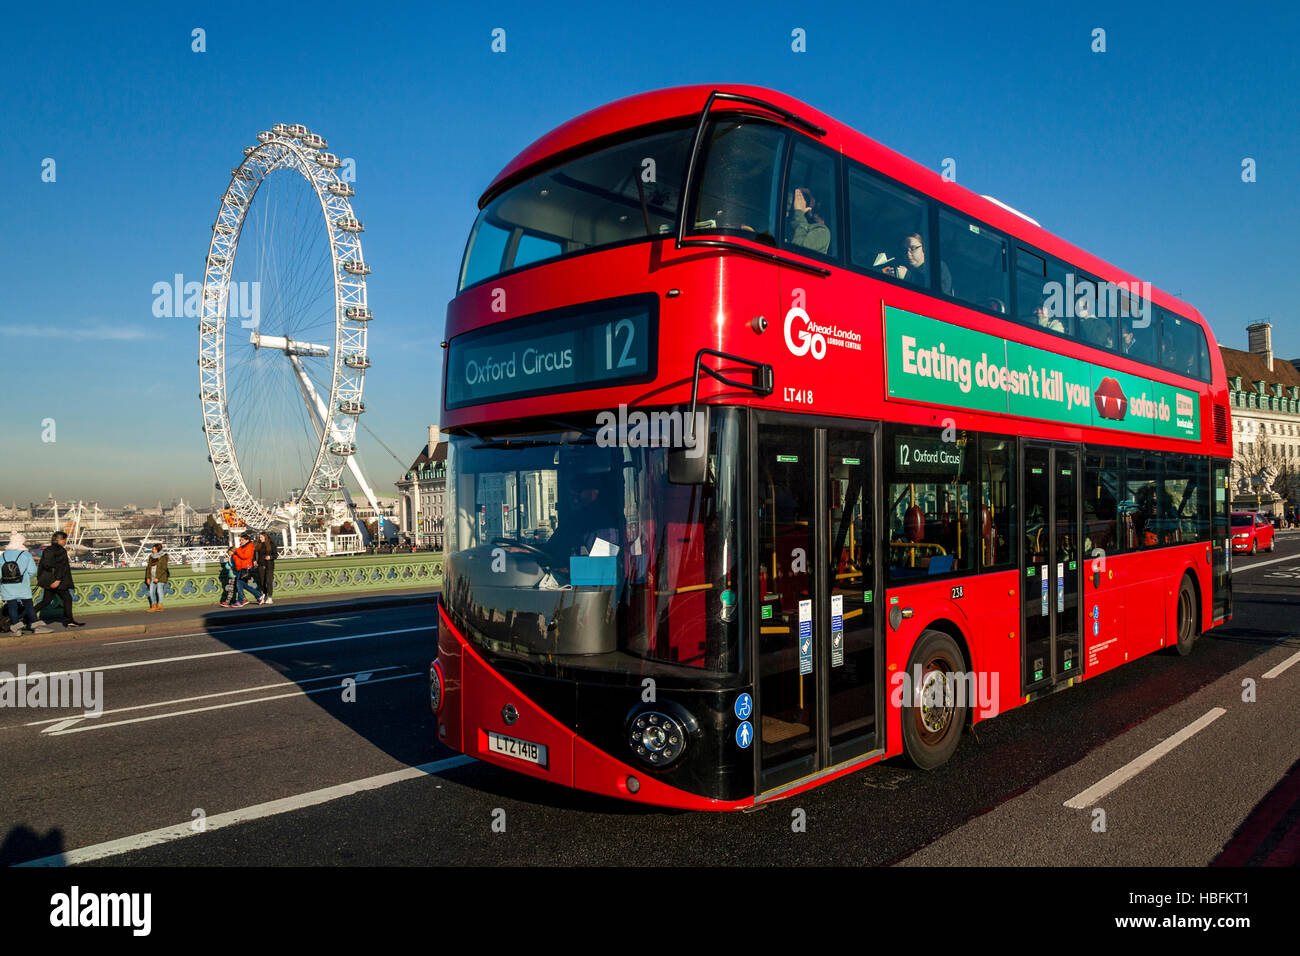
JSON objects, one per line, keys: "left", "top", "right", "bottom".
{"left": 394, "top": 426, "right": 447, "bottom": 549}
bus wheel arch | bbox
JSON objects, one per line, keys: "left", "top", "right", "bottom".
{"left": 900, "top": 624, "right": 970, "bottom": 770}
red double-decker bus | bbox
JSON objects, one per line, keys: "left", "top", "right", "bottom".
{"left": 430, "top": 85, "right": 1233, "bottom": 810}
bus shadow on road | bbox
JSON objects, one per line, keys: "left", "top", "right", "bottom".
{"left": 0, "top": 825, "right": 65, "bottom": 867}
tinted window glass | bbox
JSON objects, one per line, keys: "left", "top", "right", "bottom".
{"left": 1074, "top": 275, "right": 1117, "bottom": 352}
{"left": 1162, "top": 454, "right": 1206, "bottom": 544}
{"left": 1015, "top": 248, "right": 1073, "bottom": 337}
{"left": 1120, "top": 295, "right": 1158, "bottom": 364}
{"left": 1124, "top": 452, "right": 1162, "bottom": 549}
{"left": 459, "top": 124, "right": 693, "bottom": 290}
{"left": 847, "top": 166, "right": 932, "bottom": 285}
{"left": 782, "top": 140, "right": 838, "bottom": 260}
{"left": 979, "top": 436, "right": 1015, "bottom": 568}
{"left": 689, "top": 119, "right": 786, "bottom": 246}
{"left": 938, "top": 210, "right": 1008, "bottom": 313}
{"left": 1160, "top": 307, "right": 1207, "bottom": 380}
{"left": 1084, "top": 451, "right": 1122, "bottom": 554}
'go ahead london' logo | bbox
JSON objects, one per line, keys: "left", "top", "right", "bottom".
{"left": 783, "top": 307, "right": 862, "bottom": 360}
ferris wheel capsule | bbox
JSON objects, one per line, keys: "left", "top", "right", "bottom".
{"left": 327, "top": 182, "right": 354, "bottom": 198}
{"left": 316, "top": 152, "right": 342, "bottom": 169}
{"left": 289, "top": 123, "right": 309, "bottom": 138}
{"left": 257, "top": 130, "right": 275, "bottom": 144}
{"left": 336, "top": 216, "right": 364, "bottom": 233}
{"left": 343, "top": 354, "right": 371, "bottom": 369}
{"left": 343, "top": 260, "right": 370, "bottom": 276}
{"left": 338, "top": 399, "right": 365, "bottom": 415}
{"left": 319, "top": 478, "right": 343, "bottom": 490}
{"left": 243, "top": 145, "right": 257, "bottom": 157}
{"left": 329, "top": 441, "right": 357, "bottom": 456}
{"left": 344, "top": 306, "right": 372, "bottom": 321}
{"left": 302, "top": 132, "right": 326, "bottom": 149}
{"left": 271, "top": 123, "right": 291, "bottom": 135}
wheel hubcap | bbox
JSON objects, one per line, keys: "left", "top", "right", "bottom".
{"left": 917, "top": 659, "right": 954, "bottom": 737}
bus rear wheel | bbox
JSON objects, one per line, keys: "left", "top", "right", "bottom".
{"left": 1174, "top": 576, "right": 1199, "bottom": 657}
{"left": 901, "top": 629, "right": 968, "bottom": 770}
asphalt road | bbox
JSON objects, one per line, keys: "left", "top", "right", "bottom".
{"left": 2, "top": 535, "right": 1298, "bottom": 867}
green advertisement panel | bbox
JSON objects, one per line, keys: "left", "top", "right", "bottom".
{"left": 885, "top": 306, "right": 1199, "bottom": 441}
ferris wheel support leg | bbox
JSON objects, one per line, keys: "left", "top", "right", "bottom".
{"left": 289, "top": 353, "right": 386, "bottom": 532}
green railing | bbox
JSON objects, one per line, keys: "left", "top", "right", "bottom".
{"left": 26, "top": 553, "right": 443, "bottom": 617}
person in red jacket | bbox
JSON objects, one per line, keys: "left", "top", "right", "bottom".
{"left": 231, "top": 534, "right": 263, "bottom": 607}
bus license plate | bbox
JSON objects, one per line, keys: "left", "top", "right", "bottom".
{"left": 487, "top": 731, "right": 548, "bottom": 767}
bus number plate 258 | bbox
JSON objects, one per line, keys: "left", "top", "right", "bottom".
{"left": 487, "top": 731, "right": 548, "bottom": 767}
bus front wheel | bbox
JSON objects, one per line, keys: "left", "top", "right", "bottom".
{"left": 901, "top": 629, "right": 968, "bottom": 770}
{"left": 1174, "top": 576, "right": 1199, "bottom": 657}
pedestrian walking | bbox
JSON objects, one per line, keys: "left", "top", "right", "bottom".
{"left": 2, "top": 533, "right": 46, "bottom": 634}
{"left": 255, "top": 531, "right": 278, "bottom": 605}
{"left": 219, "top": 548, "right": 238, "bottom": 607}
{"left": 231, "top": 534, "right": 262, "bottom": 607}
{"left": 34, "top": 531, "right": 85, "bottom": 628}
{"left": 144, "top": 543, "right": 170, "bottom": 612}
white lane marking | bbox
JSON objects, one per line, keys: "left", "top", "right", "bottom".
{"left": 1232, "top": 553, "right": 1300, "bottom": 574}
{"left": 42, "top": 673, "right": 420, "bottom": 735}
{"left": 24, "top": 666, "right": 405, "bottom": 727}
{"left": 14, "top": 753, "right": 477, "bottom": 866}
{"left": 101, "top": 616, "right": 359, "bottom": 645}
{"left": 1263, "top": 650, "right": 1300, "bottom": 680}
{"left": 41, "top": 716, "right": 91, "bottom": 734}
{"left": 1063, "top": 708, "right": 1227, "bottom": 809}
{"left": 0, "top": 625, "right": 433, "bottom": 686}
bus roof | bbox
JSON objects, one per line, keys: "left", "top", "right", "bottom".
{"left": 480, "top": 83, "right": 1212, "bottom": 342}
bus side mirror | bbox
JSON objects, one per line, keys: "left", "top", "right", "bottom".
{"left": 669, "top": 407, "right": 710, "bottom": 485}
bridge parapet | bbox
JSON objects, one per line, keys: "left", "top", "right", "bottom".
{"left": 25, "top": 552, "right": 442, "bottom": 616}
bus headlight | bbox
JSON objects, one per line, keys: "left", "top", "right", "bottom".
{"left": 628, "top": 711, "right": 687, "bottom": 767}
{"left": 429, "top": 660, "right": 444, "bottom": 714}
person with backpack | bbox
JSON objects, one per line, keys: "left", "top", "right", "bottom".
{"left": 219, "top": 548, "right": 238, "bottom": 607}
{"left": 144, "top": 543, "right": 169, "bottom": 612}
{"left": 34, "top": 531, "right": 85, "bottom": 628}
{"left": 2, "top": 532, "right": 47, "bottom": 634}
{"left": 255, "top": 531, "right": 278, "bottom": 605}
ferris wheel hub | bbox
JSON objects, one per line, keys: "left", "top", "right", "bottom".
{"left": 249, "top": 331, "right": 331, "bottom": 356}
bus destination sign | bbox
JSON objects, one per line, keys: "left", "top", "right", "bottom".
{"left": 895, "top": 435, "right": 965, "bottom": 474}
{"left": 446, "top": 295, "right": 657, "bottom": 408}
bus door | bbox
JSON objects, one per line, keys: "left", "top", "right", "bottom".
{"left": 1022, "top": 442, "right": 1082, "bottom": 690}
{"left": 1211, "top": 460, "right": 1231, "bottom": 621}
{"left": 754, "top": 415, "right": 881, "bottom": 794}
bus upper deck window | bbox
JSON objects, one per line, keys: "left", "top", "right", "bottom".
{"left": 690, "top": 120, "right": 786, "bottom": 245}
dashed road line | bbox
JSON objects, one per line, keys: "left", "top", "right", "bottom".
{"left": 1064, "top": 708, "right": 1228, "bottom": 809}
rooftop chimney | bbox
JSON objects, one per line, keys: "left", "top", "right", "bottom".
{"left": 428, "top": 425, "right": 441, "bottom": 454}
{"left": 1247, "top": 321, "right": 1274, "bottom": 372}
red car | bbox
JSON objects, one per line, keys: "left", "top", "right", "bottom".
{"left": 1231, "top": 512, "right": 1275, "bottom": 554}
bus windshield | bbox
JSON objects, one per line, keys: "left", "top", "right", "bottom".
{"left": 443, "top": 408, "right": 744, "bottom": 678}
{"left": 458, "top": 124, "right": 693, "bottom": 291}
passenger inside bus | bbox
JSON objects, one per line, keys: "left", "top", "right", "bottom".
{"left": 1034, "top": 300, "right": 1064, "bottom": 333}
{"left": 1076, "top": 292, "right": 1115, "bottom": 349}
{"left": 881, "top": 233, "right": 952, "bottom": 294}
{"left": 786, "top": 186, "right": 831, "bottom": 254}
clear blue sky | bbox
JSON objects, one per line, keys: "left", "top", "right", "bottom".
{"left": 1, "top": 0, "right": 1296, "bottom": 506}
